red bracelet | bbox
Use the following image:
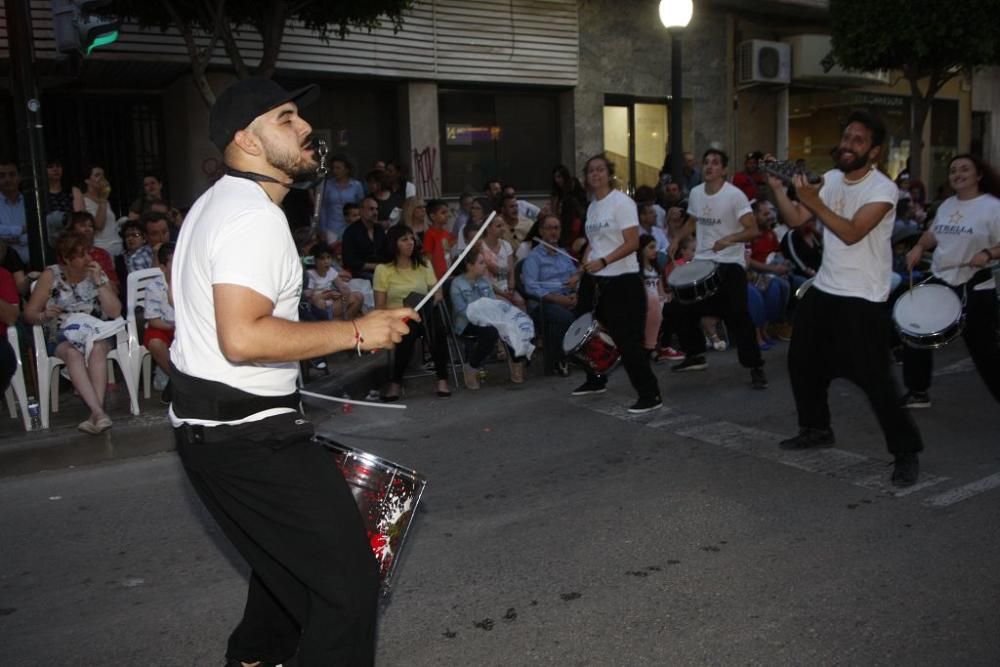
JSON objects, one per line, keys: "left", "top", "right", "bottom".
{"left": 352, "top": 320, "right": 364, "bottom": 356}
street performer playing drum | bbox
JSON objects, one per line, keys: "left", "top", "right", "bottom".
{"left": 570, "top": 154, "right": 662, "bottom": 413}
{"left": 169, "top": 77, "right": 415, "bottom": 667}
{"left": 768, "top": 110, "right": 924, "bottom": 487}
{"left": 899, "top": 154, "right": 1000, "bottom": 408}
{"left": 667, "top": 148, "right": 768, "bottom": 389}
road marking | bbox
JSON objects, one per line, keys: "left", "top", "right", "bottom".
{"left": 922, "top": 472, "right": 1000, "bottom": 508}
{"left": 580, "top": 399, "right": 950, "bottom": 498}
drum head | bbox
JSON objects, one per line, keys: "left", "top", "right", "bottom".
{"left": 893, "top": 284, "right": 963, "bottom": 335}
{"left": 667, "top": 260, "right": 716, "bottom": 287}
{"left": 563, "top": 312, "right": 595, "bottom": 353}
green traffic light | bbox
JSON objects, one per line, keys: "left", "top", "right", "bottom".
{"left": 85, "top": 29, "right": 119, "bottom": 54}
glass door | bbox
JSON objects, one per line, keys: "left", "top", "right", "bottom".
{"left": 603, "top": 98, "right": 668, "bottom": 194}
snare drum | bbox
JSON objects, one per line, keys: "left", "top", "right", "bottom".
{"left": 892, "top": 283, "right": 964, "bottom": 349}
{"left": 562, "top": 312, "right": 620, "bottom": 375}
{"left": 667, "top": 260, "right": 720, "bottom": 304}
{"left": 315, "top": 436, "right": 427, "bottom": 593}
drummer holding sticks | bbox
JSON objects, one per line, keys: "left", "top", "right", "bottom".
{"left": 767, "top": 110, "right": 924, "bottom": 487}
{"left": 666, "top": 148, "right": 769, "bottom": 389}
{"left": 900, "top": 154, "right": 1000, "bottom": 408}
{"left": 170, "top": 78, "right": 414, "bottom": 666}
{"left": 571, "top": 154, "right": 662, "bottom": 414}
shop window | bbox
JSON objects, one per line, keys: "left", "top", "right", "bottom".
{"left": 439, "top": 89, "right": 560, "bottom": 195}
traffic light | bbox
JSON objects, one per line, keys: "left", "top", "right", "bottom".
{"left": 51, "top": 0, "right": 120, "bottom": 56}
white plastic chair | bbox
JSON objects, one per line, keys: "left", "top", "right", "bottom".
{"left": 125, "top": 268, "right": 164, "bottom": 399}
{"left": 30, "top": 281, "right": 141, "bottom": 428}
{"left": 4, "top": 326, "right": 33, "bottom": 431}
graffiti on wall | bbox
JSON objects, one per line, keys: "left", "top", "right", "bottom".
{"left": 412, "top": 146, "right": 440, "bottom": 199}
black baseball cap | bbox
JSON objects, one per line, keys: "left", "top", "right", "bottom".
{"left": 209, "top": 77, "right": 320, "bottom": 152}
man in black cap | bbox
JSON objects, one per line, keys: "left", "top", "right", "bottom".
{"left": 170, "top": 77, "right": 416, "bottom": 667}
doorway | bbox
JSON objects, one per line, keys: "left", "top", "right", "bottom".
{"left": 603, "top": 97, "right": 669, "bottom": 194}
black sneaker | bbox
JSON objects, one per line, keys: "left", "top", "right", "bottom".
{"left": 571, "top": 378, "right": 607, "bottom": 396}
{"left": 750, "top": 367, "right": 768, "bottom": 389}
{"left": 628, "top": 395, "right": 663, "bottom": 414}
{"left": 310, "top": 358, "right": 328, "bottom": 371}
{"left": 891, "top": 453, "right": 920, "bottom": 487}
{"left": 901, "top": 391, "right": 931, "bottom": 409}
{"left": 779, "top": 427, "right": 835, "bottom": 450}
{"left": 672, "top": 355, "right": 707, "bottom": 372}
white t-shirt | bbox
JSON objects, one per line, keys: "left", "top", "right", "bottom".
{"left": 930, "top": 193, "right": 1000, "bottom": 286}
{"left": 169, "top": 175, "right": 303, "bottom": 426}
{"left": 585, "top": 189, "right": 640, "bottom": 276}
{"left": 813, "top": 168, "right": 897, "bottom": 302}
{"left": 688, "top": 182, "right": 753, "bottom": 267}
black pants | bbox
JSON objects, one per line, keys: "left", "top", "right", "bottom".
{"left": 392, "top": 308, "right": 449, "bottom": 382}
{"left": 461, "top": 323, "right": 526, "bottom": 368}
{"left": 789, "top": 287, "right": 923, "bottom": 456}
{"left": 176, "top": 413, "right": 379, "bottom": 666}
{"left": 901, "top": 274, "right": 1000, "bottom": 402}
{"left": 577, "top": 272, "right": 661, "bottom": 400}
{"left": 669, "top": 262, "right": 763, "bottom": 369}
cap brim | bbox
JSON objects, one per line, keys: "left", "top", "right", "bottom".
{"left": 287, "top": 83, "right": 320, "bottom": 110}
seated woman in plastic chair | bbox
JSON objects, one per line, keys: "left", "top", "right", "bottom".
{"left": 449, "top": 243, "right": 526, "bottom": 389}
{"left": 373, "top": 224, "right": 451, "bottom": 401}
{"left": 23, "top": 231, "right": 122, "bottom": 434}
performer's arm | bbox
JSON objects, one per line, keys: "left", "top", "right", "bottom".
{"left": 905, "top": 231, "right": 938, "bottom": 271}
{"left": 792, "top": 174, "right": 891, "bottom": 246}
{"left": 767, "top": 175, "right": 812, "bottom": 229}
{"left": 713, "top": 212, "right": 759, "bottom": 252}
{"left": 213, "top": 283, "right": 413, "bottom": 362}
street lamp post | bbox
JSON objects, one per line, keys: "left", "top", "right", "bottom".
{"left": 659, "top": 0, "right": 692, "bottom": 187}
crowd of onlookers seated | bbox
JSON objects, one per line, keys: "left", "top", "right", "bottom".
{"left": 0, "top": 149, "right": 960, "bottom": 430}
{"left": 0, "top": 155, "right": 181, "bottom": 433}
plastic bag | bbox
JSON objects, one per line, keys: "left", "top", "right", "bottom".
{"left": 466, "top": 297, "right": 535, "bottom": 359}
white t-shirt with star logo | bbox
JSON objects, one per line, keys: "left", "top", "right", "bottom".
{"left": 930, "top": 193, "right": 1000, "bottom": 286}
{"left": 813, "top": 168, "right": 897, "bottom": 302}
{"left": 687, "top": 181, "right": 753, "bottom": 267}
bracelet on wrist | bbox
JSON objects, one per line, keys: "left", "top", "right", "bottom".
{"left": 982, "top": 248, "right": 994, "bottom": 261}
{"left": 600, "top": 257, "right": 608, "bottom": 268}
{"left": 352, "top": 320, "right": 364, "bottom": 356}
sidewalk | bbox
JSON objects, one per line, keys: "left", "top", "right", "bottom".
{"left": 0, "top": 350, "right": 389, "bottom": 479}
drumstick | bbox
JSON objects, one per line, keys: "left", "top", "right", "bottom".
{"left": 414, "top": 211, "right": 496, "bottom": 312}
{"left": 534, "top": 238, "right": 581, "bottom": 263}
{"left": 301, "top": 390, "right": 407, "bottom": 410}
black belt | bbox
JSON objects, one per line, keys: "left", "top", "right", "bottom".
{"left": 170, "top": 364, "right": 300, "bottom": 422}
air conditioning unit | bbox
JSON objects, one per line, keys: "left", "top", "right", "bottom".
{"left": 738, "top": 40, "right": 791, "bottom": 85}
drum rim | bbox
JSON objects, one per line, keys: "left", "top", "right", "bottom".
{"left": 563, "top": 312, "right": 599, "bottom": 354}
{"left": 667, "top": 259, "right": 718, "bottom": 287}
{"left": 314, "top": 435, "right": 426, "bottom": 482}
{"left": 892, "top": 284, "right": 964, "bottom": 335}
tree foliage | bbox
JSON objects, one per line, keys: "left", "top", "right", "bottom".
{"left": 106, "top": 0, "right": 414, "bottom": 106}
{"left": 828, "top": 0, "right": 1000, "bottom": 180}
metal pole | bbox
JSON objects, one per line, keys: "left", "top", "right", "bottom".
{"left": 669, "top": 29, "right": 684, "bottom": 187}
{"left": 5, "top": 0, "right": 52, "bottom": 270}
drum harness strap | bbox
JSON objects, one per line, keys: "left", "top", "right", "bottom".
{"left": 170, "top": 364, "right": 301, "bottom": 425}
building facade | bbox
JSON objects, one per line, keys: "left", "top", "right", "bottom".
{"left": 1, "top": 0, "right": 993, "bottom": 214}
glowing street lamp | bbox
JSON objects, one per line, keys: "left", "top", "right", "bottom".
{"left": 659, "top": 0, "right": 692, "bottom": 186}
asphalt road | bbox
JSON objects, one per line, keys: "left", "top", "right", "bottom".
{"left": 2, "top": 341, "right": 998, "bottom": 666}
